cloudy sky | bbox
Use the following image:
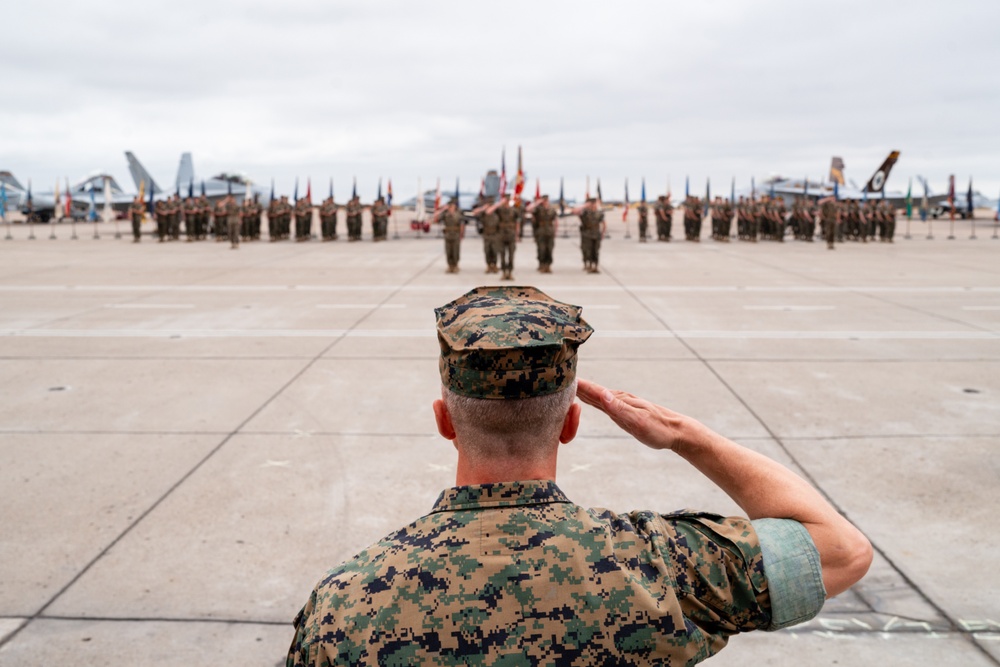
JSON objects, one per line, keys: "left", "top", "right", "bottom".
{"left": 3, "top": 0, "right": 999, "bottom": 201}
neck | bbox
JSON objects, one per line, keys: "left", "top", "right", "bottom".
{"left": 454, "top": 449, "right": 557, "bottom": 486}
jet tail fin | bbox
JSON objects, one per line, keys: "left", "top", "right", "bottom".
{"left": 176, "top": 152, "right": 194, "bottom": 190}
{"left": 828, "top": 157, "right": 845, "bottom": 186}
{"left": 863, "top": 151, "right": 900, "bottom": 193}
{"left": 125, "top": 152, "right": 161, "bottom": 194}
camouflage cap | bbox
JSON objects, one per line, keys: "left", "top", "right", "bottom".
{"left": 435, "top": 286, "right": 593, "bottom": 400}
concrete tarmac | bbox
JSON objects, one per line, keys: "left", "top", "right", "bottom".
{"left": 1, "top": 216, "right": 999, "bottom": 665}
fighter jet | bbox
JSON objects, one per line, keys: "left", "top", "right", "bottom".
{"left": 125, "top": 151, "right": 268, "bottom": 203}
{"left": 9, "top": 171, "right": 133, "bottom": 221}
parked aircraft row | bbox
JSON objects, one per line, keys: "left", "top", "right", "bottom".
{"left": 1, "top": 151, "right": 993, "bottom": 222}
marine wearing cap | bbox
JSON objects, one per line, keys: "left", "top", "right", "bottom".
{"left": 434, "top": 286, "right": 593, "bottom": 400}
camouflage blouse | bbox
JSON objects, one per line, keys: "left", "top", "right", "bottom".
{"left": 288, "top": 480, "right": 777, "bottom": 666}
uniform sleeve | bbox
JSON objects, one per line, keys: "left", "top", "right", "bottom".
{"left": 751, "top": 518, "right": 826, "bottom": 630}
{"left": 286, "top": 594, "right": 323, "bottom": 667}
{"left": 662, "top": 512, "right": 772, "bottom": 640}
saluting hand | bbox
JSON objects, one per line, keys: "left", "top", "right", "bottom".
{"left": 576, "top": 378, "right": 693, "bottom": 452}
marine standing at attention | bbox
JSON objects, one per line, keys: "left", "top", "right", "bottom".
{"left": 223, "top": 194, "right": 241, "bottom": 249}
{"left": 574, "top": 197, "right": 606, "bottom": 273}
{"left": 434, "top": 198, "right": 464, "bottom": 273}
{"left": 346, "top": 195, "right": 363, "bottom": 241}
{"left": 287, "top": 285, "right": 872, "bottom": 666}
{"left": 636, "top": 199, "right": 649, "bottom": 242}
{"left": 489, "top": 194, "right": 520, "bottom": 281}
{"left": 130, "top": 195, "right": 144, "bottom": 243}
{"left": 527, "top": 194, "right": 557, "bottom": 272}
{"left": 370, "top": 196, "right": 390, "bottom": 242}
{"left": 470, "top": 198, "right": 500, "bottom": 274}
{"left": 319, "top": 196, "right": 337, "bottom": 241}
{"left": 294, "top": 196, "right": 312, "bottom": 241}
{"left": 654, "top": 194, "right": 673, "bottom": 241}
{"left": 819, "top": 194, "right": 839, "bottom": 250}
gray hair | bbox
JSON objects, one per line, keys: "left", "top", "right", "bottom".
{"left": 442, "top": 380, "right": 577, "bottom": 461}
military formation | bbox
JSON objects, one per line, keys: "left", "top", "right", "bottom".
{"left": 125, "top": 189, "right": 902, "bottom": 269}
{"left": 129, "top": 192, "right": 401, "bottom": 248}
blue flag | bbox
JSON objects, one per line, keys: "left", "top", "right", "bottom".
{"left": 328, "top": 178, "right": 333, "bottom": 200}
{"left": 751, "top": 176, "right": 756, "bottom": 200}
{"left": 377, "top": 178, "right": 383, "bottom": 201}
{"left": 271, "top": 179, "right": 276, "bottom": 203}
{"left": 88, "top": 186, "right": 97, "bottom": 221}
{"left": 834, "top": 181, "right": 839, "bottom": 201}
{"left": 293, "top": 178, "right": 298, "bottom": 202}
{"left": 920, "top": 180, "right": 928, "bottom": 221}
{"left": 454, "top": 178, "right": 459, "bottom": 204}
{"left": 352, "top": 177, "right": 357, "bottom": 199}
{"left": 641, "top": 178, "right": 646, "bottom": 204}
{"left": 769, "top": 179, "right": 775, "bottom": 199}
{"left": 559, "top": 177, "right": 565, "bottom": 216}
{"left": 967, "top": 178, "right": 973, "bottom": 216}
{"left": 0, "top": 182, "right": 7, "bottom": 221}
{"left": 685, "top": 176, "right": 689, "bottom": 198}
{"left": 704, "top": 178, "right": 710, "bottom": 215}
{"left": 149, "top": 180, "right": 155, "bottom": 215}
{"left": 188, "top": 178, "right": 194, "bottom": 199}
{"left": 26, "top": 180, "right": 32, "bottom": 212}
{"left": 730, "top": 177, "right": 735, "bottom": 205}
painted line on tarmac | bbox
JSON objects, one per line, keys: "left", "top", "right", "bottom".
{"left": 962, "top": 306, "right": 1000, "bottom": 311}
{"left": 315, "top": 304, "right": 406, "bottom": 309}
{"left": 743, "top": 305, "right": 836, "bottom": 311}
{"left": 104, "top": 304, "right": 195, "bottom": 309}
{"left": 2, "top": 329, "right": 997, "bottom": 340}
{"left": 3, "top": 285, "right": 1000, "bottom": 293}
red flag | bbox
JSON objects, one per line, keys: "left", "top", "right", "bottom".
{"left": 514, "top": 145, "right": 525, "bottom": 203}
{"left": 434, "top": 178, "right": 441, "bottom": 213}
{"left": 306, "top": 178, "right": 311, "bottom": 202}
{"left": 64, "top": 177, "right": 72, "bottom": 217}
{"left": 534, "top": 178, "right": 540, "bottom": 200}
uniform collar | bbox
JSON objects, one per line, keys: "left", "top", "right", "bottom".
{"left": 430, "top": 480, "right": 570, "bottom": 513}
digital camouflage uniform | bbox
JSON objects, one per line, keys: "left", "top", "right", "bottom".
{"left": 183, "top": 197, "right": 198, "bottom": 241}
{"left": 654, "top": 197, "right": 672, "bottom": 241}
{"left": 319, "top": 197, "right": 337, "bottom": 241}
{"left": 224, "top": 198, "right": 241, "bottom": 248}
{"left": 496, "top": 202, "right": 518, "bottom": 280}
{"left": 346, "top": 198, "right": 363, "bottom": 241}
{"left": 371, "top": 198, "right": 389, "bottom": 241}
{"left": 295, "top": 199, "right": 312, "bottom": 241}
{"left": 636, "top": 201, "right": 648, "bottom": 242}
{"left": 684, "top": 198, "right": 701, "bottom": 241}
{"left": 478, "top": 206, "right": 500, "bottom": 274}
{"left": 533, "top": 199, "right": 557, "bottom": 272}
{"left": 441, "top": 208, "right": 463, "bottom": 272}
{"left": 155, "top": 200, "right": 168, "bottom": 242}
{"left": 288, "top": 286, "right": 825, "bottom": 667}
{"left": 579, "top": 205, "right": 603, "bottom": 272}
{"left": 129, "top": 200, "right": 144, "bottom": 242}
{"left": 214, "top": 199, "right": 228, "bottom": 240}
{"left": 821, "top": 199, "right": 838, "bottom": 249}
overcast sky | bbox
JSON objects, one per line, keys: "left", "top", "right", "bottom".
{"left": 3, "top": 0, "right": 999, "bottom": 201}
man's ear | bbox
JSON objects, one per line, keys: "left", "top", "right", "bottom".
{"left": 559, "top": 402, "right": 581, "bottom": 444}
{"left": 433, "top": 399, "right": 456, "bottom": 441}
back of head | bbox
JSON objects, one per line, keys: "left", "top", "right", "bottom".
{"left": 435, "top": 286, "right": 592, "bottom": 459}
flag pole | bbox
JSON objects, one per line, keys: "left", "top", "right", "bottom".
{"left": 1, "top": 183, "right": 10, "bottom": 240}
